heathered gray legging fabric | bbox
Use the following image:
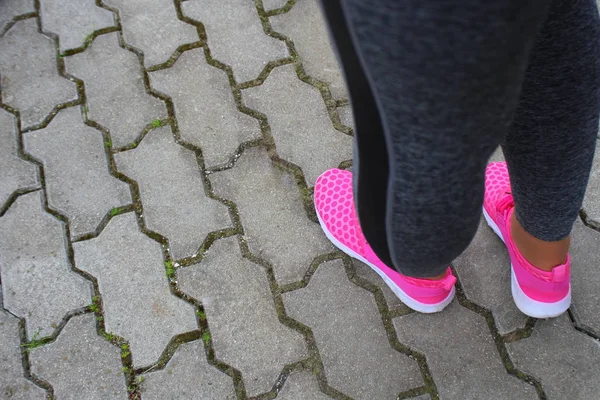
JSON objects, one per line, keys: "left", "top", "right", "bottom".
{"left": 319, "top": 0, "right": 600, "bottom": 278}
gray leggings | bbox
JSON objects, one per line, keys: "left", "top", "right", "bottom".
{"left": 320, "top": 0, "right": 600, "bottom": 277}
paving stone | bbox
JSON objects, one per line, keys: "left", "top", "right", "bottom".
{"left": 0, "top": 18, "right": 77, "bottom": 129}
{"left": 582, "top": 140, "right": 600, "bottom": 227}
{"left": 30, "top": 313, "right": 127, "bottom": 399}
{"left": 24, "top": 107, "right": 131, "bottom": 238}
{"left": 148, "top": 48, "right": 260, "bottom": 168}
{"left": 141, "top": 340, "right": 236, "bottom": 400}
{"left": 507, "top": 314, "right": 600, "bottom": 400}
{"left": 0, "top": 191, "right": 91, "bottom": 339}
{"left": 263, "top": 0, "right": 289, "bottom": 12}
{"left": 0, "top": 0, "right": 34, "bottom": 35}
{"left": 337, "top": 105, "right": 354, "bottom": 130}
{"left": 0, "top": 108, "right": 38, "bottom": 208}
{"left": 408, "top": 395, "right": 431, "bottom": 400}
{"left": 73, "top": 213, "right": 197, "bottom": 368}
{"left": 243, "top": 65, "right": 352, "bottom": 185}
{"left": 0, "top": 310, "right": 46, "bottom": 400}
{"left": 453, "top": 218, "right": 527, "bottom": 334}
{"left": 284, "top": 259, "right": 422, "bottom": 400}
{"left": 210, "top": 147, "right": 332, "bottom": 284}
{"left": 569, "top": 219, "right": 600, "bottom": 336}
{"left": 278, "top": 371, "right": 330, "bottom": 400}
{"left": 178, "top": 237, "right": 307, "bottom": 397}
{"left": 182, "top": 0, "right": 288, "bottom": 83}
{"left": 352, "top": 260, "right": 405, "bottom": 311}
{"left": 65, "top": 32, "right": 166, "bottom": 147}
{"left": 489, "top": 146, "right": 505, "bottom": 163}
{"left": 115, "top": 127, "right": 230, "bottom": 260}
{"left": 40, "top": 0, "right": 115, "bottom": 52}
{"left": 104, "top": 0, "right": 198, "bottom": 67}
{"left": 270, "top": 0, "right": 347, "bottom": 99}
{"left": 393, "top": 302, "right": 537, "bottom": 400}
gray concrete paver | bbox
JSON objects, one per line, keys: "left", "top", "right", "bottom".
{"left": 283, "top": 259, "right": 422, "bottom": 400}
{"left": 148, "top": 48, "right": 261, "bottom": 168}
{"left": 0, "top": 108, "right": 38, "bottom": 208}
{"left": 40, "top": 0, "right": 115, "bottom": 52}
{"left": 263, "top": 0, "right": 289, "bottom": 12}
{"left": 393, "top": 301, "right": 537, "bottom": 400}
{"left": 182, "top": 0, "right": 288, "bottom": 83}
{"left": 73, "top": 213, "right": 197, "bottom": 368}
{"left": 115, "top": 126, "right": 230, "bottom": 260}
{"left": 178, "top": 237, "right": 307, "bottom": 397}
{"left": 0, "top": 18, "right": 77, "bottom": 129}
{"left": 0, "top": 191, "right": 91, "bottom": 339}
{"left": 352, "top": 260, "right": 405, "bottom": 311}
{"left": 65, "top": 32, "right": 166, "bottom": 147}
{"left": 141, "top": 340, "right": 236, "bottom": 400}
{"left": 243, "top": 64, "right": 352, "bottom": 185}
{"left": 277, "top": 371, "right": 331, "bottom": 399}
{"left": 104, "top": 0, "right": 198, "bottom": 67}
{"left": 23, "top": 107, "right": 131, "bottom": 238}
{"left": 337, "top": 105, "right": 354, "bottom": 131}
{"left": 30, "top": 313, "right": 128, "bottom": 400}
{"left": 210, "top": 147, "right": 333, "bottom": 285}
{"left": 0, "top": 0, "right": 34, "bottom": 35}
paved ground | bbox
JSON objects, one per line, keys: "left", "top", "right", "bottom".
{"left": 1, "top": 1, "right": 600, "bottom": 399}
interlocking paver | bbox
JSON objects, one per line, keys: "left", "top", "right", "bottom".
{"left": 0, "top": 191, "right": 90, "bottom": 339}
{"left": 148, "top": 48, "right": 260, "bottom": 168}
{"left": 393, "top": 302, "right": 537, "bottom": 400}
{"left": 283, "top": 259, "right": 422, "bottom": 399}
{"left": 104, "top": 0, "right": 197, "bottom": 67}
{"left": 453, "top": 218, "right": 527, "bottom": 334}
{"left": 263, "top": 0, "right": 289, "bottom": 12}
{"left": 65, "top": 32, "right": 166, "bottom": 147}
{"left": 73, "top": 213, "right": 197, "bottom": 368}
{"left": 178, "top": 237, "right": 307, "bottom": 397}
{"left": 0, "top": 108, "right": 38, "bottom": 208}
{"left": 0, "top": 309, "right": 46, "bottom": 400}
{"left": 182, "top": 0, "right": 288, "bottom": 83}
{"left": 141, "top": 340, "right": 236, "bottom": 400}
{"left": 0, "top": 18, "right": 77, "bottom": 129}
{"left": 353, "top": 260, "right": 404, "bottom": 311}
{"left": 270, "top": 0, "right": 347, "bottom": 100}
{"left": 243, "top": 65, "right": 352, "bottom": 184}
{"left": 30, "top": 313, "right": 128, "bottom": 400}
{"left": 40, "top": 0, "right": 115, "bottom": 52}
{"left": 278, "top": 371, "right": 330, "bottom": 399}
{"left": 338, "top": 105, "right": 354, "bottom": 130}
{"left": 507, "top": 315, "right": 600, "bottom": 399}
{"left": 23, "top": 107, "right": 131, "bottom": 238}
{"left": 582, "top": 140, "right": 600, "bottom": 227}
{"left": 115, "top": 126, "right": 230, "bottom": 260}
{"left": 210, "top": 147, "right": 332, "bottom": 284}
{"left": 0, "top": 0, "right": 34, "bottom": 35}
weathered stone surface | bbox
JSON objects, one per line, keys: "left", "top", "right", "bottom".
{"left": 507, "top": 315, "right": 600, "bottom": 400}
{"left": 40, "top": 0, "right": 115, "bottom": 51}
{"left": 73, "top": 213, "right": 197, "bottom": 368}
{"left": 278, "top": 371, "right": 330, "bottom": 400}
{"left": 0, "top": 0, "right": 34, "bottom": 35}
{"left": 104, "top": 0, "right": 197, "bottom": 67}
{"left": 141, "top": 340, "right": 236, "bottom": 400}
{"left": 569, "top": 219, "right": 600, "bottom": 335}
{"left": 65, "top": 32, "right": 166, "bottom": 147}
{"left": 24, "top": 107, "right": 131, "bottom": 238}
{"left": 0, "top": 18, "right": 77, "bottom": 129}
{"left": 284, "top": 260, "right": 422, "bottom": 400}
{"left": 263, "top": 0, "right": 289, "bottom": 12}
{"left": 210, "top": 147, "right": 332, "bottom": 284}
{"left": 453, "top": 218, "right": 527, "bottom": 334}
{"left": 352, "top": 260, "right": 404, "bottom": 311}
{"left": 270, "top": 0, "right": 347, "bottom": 99}
{"left": 0, "top": 191, "right": 91, "bottom": 339}
{"left": 30, "top": 313, "right": 128, "bottom": 400}
{"left": 393, "top": 302, "right": 537, "bottom": 400}
{"left": 182, "top": 0, "right": 288, "bottom": 83}
{"left": 582, "top": 140, "right": 600, "bottom": 227}
{"left": 337, "top": 105, "right": 354, "bottom": 131}
{"left": 178, "top": 237, "right": 306, "bottom": 396}
{"left": 115, "top": 127, "right": 230, "bottom": 260}
{"left": 243, "top": 65, "right": 352, "bottom": 184}
{"left": 0, "top": 309, "right": 46, "bottom": 400}
{"left": 0, "top": 109, "right": 37, "bottom": 208}
{"left": 148, "top": 48, "right": 260, "bottom": 168}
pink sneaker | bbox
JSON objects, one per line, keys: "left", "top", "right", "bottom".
{"left": 483, "top": 162, "right": 571, "bottom": 318}
{"left": 314, "top": 169, "right": 456, "bottom": 313}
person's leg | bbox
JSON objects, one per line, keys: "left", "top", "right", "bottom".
{"left": 503, "top": 0, "right": 600, "bottom": 271}
{"left": 321, "top": 0, "right": 551, "bottom": 278}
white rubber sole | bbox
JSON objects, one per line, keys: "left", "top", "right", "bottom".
{"left": 316, "top": 211, "right": 455, "bottom": 313}
{"left": 482, "top": 207, "right": 571, "bottom": 318}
